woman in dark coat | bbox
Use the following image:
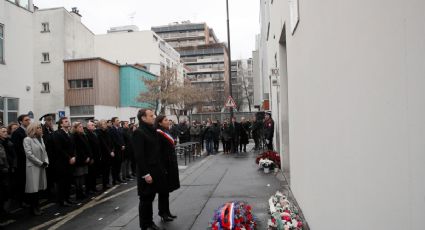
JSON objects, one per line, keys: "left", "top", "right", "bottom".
{"left": 72, "top": 122, "right": 92, "bottom": 199}
{"left": 221, "top": 121, "right": 232, "bottom": 154}
{"left": 155, "top": 115, "right": 180, "bottom": 222}
{"left": 239, "top": 119, "right": 250, "bottom": 152}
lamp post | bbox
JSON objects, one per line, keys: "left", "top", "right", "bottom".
{"left": 226, "top": 0, "right": 234, "bottom": 118}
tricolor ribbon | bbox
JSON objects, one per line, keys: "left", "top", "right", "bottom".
{"left": 156, "top": 129, "right": 175, "bottom": 146}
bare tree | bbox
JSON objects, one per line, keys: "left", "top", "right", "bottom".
{"left": 138, "top": 68, "right": 179, "bottom": 115}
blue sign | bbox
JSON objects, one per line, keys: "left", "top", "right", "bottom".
{"left": 58, "top": 111, "right": 65, "bottom": 118}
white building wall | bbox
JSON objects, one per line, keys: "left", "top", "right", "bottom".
{"left": 252, "top": 49, "right": 261, "bottom": 108}
{"left": 262, "top": 0, "right": 425, "bottom": 229}
{"left": 0, "top": 0, "right": 34, "bottom": 124}
{"left": 94, "top": 30, "right": 183, "bottom": 81}
{"left": 33, "top": 8, "right": 94, "bottom": 119}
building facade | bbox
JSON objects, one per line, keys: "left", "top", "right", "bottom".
{"left": 94, "top": 28, "right": 183, "bottom": 81}
{"left": 231, "top": 59, "right": 254, "bottom": 112}
{"left": 33, "top": 7, "right": 95, "bottom": 120}
{"left": 0, "top": 0, "right": 34, "bottom": 125}
{"left": 120, "top": 65, "right": 156, "bottom": 108}
{"left": 64, "top": 58, "right": 155, "bottom": 122}
{"left": 258, "top": 0, "right": 425, "bottom": 229}
{"left": 151, "top": 22, "right": 230, "bottom": 112}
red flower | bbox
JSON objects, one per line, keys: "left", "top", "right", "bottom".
{"left": 297, "top": 221, "right": 303, "bottom": 228}
{"left": 283, "top": 216, "right": 291, "bottom": 222}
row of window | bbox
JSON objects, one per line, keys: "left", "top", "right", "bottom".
{"left": 187, "top": 63, "right": 225, "bottom": 71}
{"left": 7, "top": 0, "right": 30, "bottom": 10}
{"left": 68, "top": 79, "right": 93, "bottom": 89}
{"left": 0, "top": 97, "right": 19, "bottom": 125}
{"left": 0, "top": 22, "right": 50, "bottom": 65}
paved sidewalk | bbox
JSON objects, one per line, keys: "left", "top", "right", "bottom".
{"left": 103, "top": 145, "right": 296, "bottom": 230}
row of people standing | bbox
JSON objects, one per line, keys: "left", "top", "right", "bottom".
{"left": 0, "top": 114, "right": 139, "bottom": 216}
{"left": 170, "top": 116, "right": 266, "bottom": 155}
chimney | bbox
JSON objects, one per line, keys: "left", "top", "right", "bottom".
{"left": 70, "top": 7, "right": 82, "bottom": 21}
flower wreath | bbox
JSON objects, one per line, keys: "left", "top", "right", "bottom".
{"left": 267, "top": 191, "right": 303, "bottom": 230}
{"left": 209, "top": 201, "right": 256, "bottom": 230}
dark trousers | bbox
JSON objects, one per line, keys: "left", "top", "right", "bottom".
{"left": 101, "top": 160, "right": 111, "bottom": 187}
{"left": 130, "top": 154, "right": 136, "bottom": 176}
{"left": 253, "top": 134, "right": 260, "bottom": 149}
{"left": 231, "top": 138, "right": 239, "bottom": 153}
{"left": 27, "top": 192, "right": 40, "bottom": 211}
{"left": 267, "top": 138, "right": 273, "bottom": 150}
{"left": 206, "top": 139, "right": 214, "bottom": 154}
{"left": 213, "top": 139, "right": 219, "bottom": 152}
{"left": 86, "top": 163, "right": 98, "bottom": 191}
{"left": 139, "top": 193, "right": 156, "bottom": 228}
{"left": 75, "top": 175, "right": 85, "bottom": 199}
{"left": 15, "top": 164, "right": 26, "bottom": 203}
{"left": 158, "top": 192, "right": 170, "bottom": 215}
{"left": 57, "top": 173, "right": 72, "bottom": 203}
{"left": 223, "top": 140, "right": 231, "bottom": 153}
{"left": 111, "top": 154, "right": 122, "bottom": 183}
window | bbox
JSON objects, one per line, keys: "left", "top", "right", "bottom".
{"left": 68, "top": 79, "right": 93, "bottom": 89}
{"left": 0, "top": 24, "right": 4, "bottom": 64}
{"left": 0, "top": 97, "right": 19, "bottom": 125}
{"left": 41, "top": 22, "right": 50, "bottom": 32}
{"left": 42, "top": 52, "right": 50, "bottom": 63}
{"left": 7, "top": 0, "right": 30, "bottom": 10}
{"left": 70, "top": 105, "right": 94, "bottom": 116}
{"left": 41, "top": 82, "right": 50, "bottom": 93}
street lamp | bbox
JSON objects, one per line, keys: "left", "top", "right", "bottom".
{"left": 226, "top": 0, "right": 234, "bottom": 118}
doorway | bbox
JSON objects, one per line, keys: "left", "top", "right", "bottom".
{"left": 278, "top": 25, "right": 290, "bottom": 182}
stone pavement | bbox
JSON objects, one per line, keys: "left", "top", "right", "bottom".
{"left": 103, "top": 144, "right": 305, "bottom": 230}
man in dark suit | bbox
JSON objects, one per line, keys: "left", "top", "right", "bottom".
{"left": 133, "top": 109, "right": 166, "bottom": 230}
{"left": 52, "top": 117, "right": 76, "bottom": 206}
{"left": 11, "top": 114, "right": 31, "bottom": 206}
{"left": 109, "top": 117, "right": 126, "bottom": 184}
{"left": 42, "top": 116, "right": 55, "bottom": 196}
{"left": 86, "top": 121, "right": 101, "bottom": 193}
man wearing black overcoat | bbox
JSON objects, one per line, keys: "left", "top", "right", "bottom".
{"left": 52, "top": 117, "right": 76, "bottom": 206}
{"left": 11, "top": 114, "right": 31, "bottom": 205}
{"left": 133, "top": 109, "right": 166, "bottom": 230}
{"left": 109, "top": 117, "right": 126, "bottom": 184}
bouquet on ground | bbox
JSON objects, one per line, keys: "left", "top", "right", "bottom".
{"left": 258, "top": 158, "right": 275, "bottom": 170}
{"left": 209, "top": 201, "right": 256, "bottom": 230}
{"left": 255, "top": 151, "right": 281, "bottom": 169}
{"left": 267, "top": 191, "right": 303, "bottom": 230}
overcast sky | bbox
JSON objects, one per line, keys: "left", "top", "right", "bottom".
{"left": 33, "top": 0, "right": 260, "bottom": 60}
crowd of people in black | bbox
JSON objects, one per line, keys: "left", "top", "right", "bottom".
{"left": 169, "top": 112, "right": 275, "bottom": 155}
{"left": 0, "top": 110, "right": 274, "bottom": 230}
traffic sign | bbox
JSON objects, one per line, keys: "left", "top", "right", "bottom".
{"left": 224, "top": 96, "right": 237, "bottom": 108}
{"left": 58, "top": 111, "right": 65, "bottom": 118}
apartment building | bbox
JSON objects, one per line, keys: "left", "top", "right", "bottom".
{"left": 95, "top": 27, "right": 183, "bottom": 82}
{"left": 231, "top": 59, "right": 254, "bottom": 112}
{"left": 0, "top": 0, "right": 34, "bottom": 125}
{"left": 33, "top": 7, "right": 95, "bottom": 120}
{"left": 152, "top": 22, "right": 229, "bottom": 112}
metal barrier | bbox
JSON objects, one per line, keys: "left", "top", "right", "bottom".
{"left": 176, "top": 141, "right": 202, "bottom": 165}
